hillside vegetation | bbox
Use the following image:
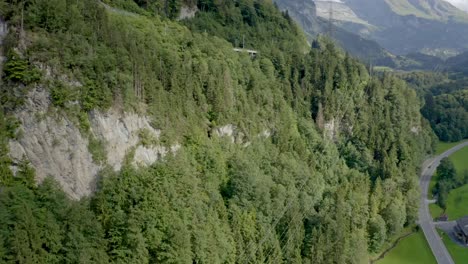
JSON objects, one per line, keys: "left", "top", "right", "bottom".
{"left": 422, "top": 90, "right": 468, "bottom": 142}
{"left": 0, "top": 0, "right": 434, "bottom": 263}
{"left": 402, "top": 70, "right": 468, "bottom": 142}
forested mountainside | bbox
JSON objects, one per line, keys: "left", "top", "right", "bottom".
{"left": 401, "top": 68, "right": 468, "bottom": 142}
{"left": 0, "top": 0, "right": 434, "bottom": 263}
{"left": 422, "top": 89, "right": 468, "bottom": 142}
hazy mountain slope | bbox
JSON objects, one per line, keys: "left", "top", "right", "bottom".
{"left": 345, "top": 0, "right": 468, "bottom": 25}
{"left": 313, "top": 0, "right": 370, "bottom": 25}
{"left": 446, "top": 51, "right": 468, "bottom": 74}
{"left": 275, "top": 0, "right": 394, "bottom": 64}
{"left": 275, "top": 0, "right": 440, "bottom": 69}
{"left": 444, "top": 0, "right": 468, "bottom": 12}
{"left": 285, "top": 0, "right": 468, "bottom": 56}
{"left": 384, "top": 0, "right": 468, "bottom": 21}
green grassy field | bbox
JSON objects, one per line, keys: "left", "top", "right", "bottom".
{"left": 450, "top": 146, "right": 468, "bottom": 174}
{"left": 408, "top": 143, "right": 468, "bottom": 264}
{"left": 429, "top": 141, "right": 466, "bottom": 199}
{"left": 431, "top": 143, "right": 468, "bottom": 217}
{"left": 376, "top": 231, "right": 436, "bottom": 264}
{"left": 429, "top": 203, "right": 444, "bottom": 219}
{"left": 435, "top": 140, "right": 468, "bottom": 155}
{"left": 445, "top": 146, "right": 468, "bottom": 220}
{"left": 446, "top": 184, "right": 468, "bottom": 220}
{"left": 377, "top": 141, "right": 467, "bottom": 263}
{"left": 440, "top": 231, "right": 468, "bottom": 264}
{"left": 430, "top": 145, "right": 468, "bottom": 262}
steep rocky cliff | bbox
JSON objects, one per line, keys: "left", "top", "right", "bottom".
{"left": 0, "top": 18, "right": 7, "bottom": 73}
{"left": 8, "top": 86, "right": 179, "bottom": 199}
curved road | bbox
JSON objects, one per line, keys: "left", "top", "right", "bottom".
{"left": 419, "top": 141, "right": 468, "bottom": 264}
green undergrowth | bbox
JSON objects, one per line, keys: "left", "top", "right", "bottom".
{"left": 429, "top": 203, "right": 444, "bottom": 219}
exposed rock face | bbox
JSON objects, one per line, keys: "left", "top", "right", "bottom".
{"left": 0, "top": 19, "right": 6, "bottom": 40}
{"left": 214, "top": 124, "right": 236, "bottom": 141}
{"left": 8, "top": 87, "right": 178, "bottom": 199}
{"left": 260, "top": 130, "right": 271, "bottom": 138}
{"left": 134, "top": 144, "right": 180, "bottom": 167}
{"left": 178, "top": 5, "right": 198, "bottom": 20}
{"left": 213, "top": 124, "right": 246, "bottom": 144}
{"left": 275, "top": 0, "right": 320, "bottom": 38}
{"left": 90, "top": 110, "right": 161, "bottom": 171}
{"left": 213, "top": 125, "right": 271, "bottom": 147}
{"left": 444, "top": 0, "right": 468, "bottom": 12}
{"left": 0, "top": 18, "right": 8, "bottom": 72}
{"left": 314, "top": 0, "right": 369, "bottom": 25}
{"left": 411, "top": 126, "right": 421, "bottom": 134}
{"left": 324, "top": 118, "right": 340, "bottom": 141}
{"left": 8, "top": 87, "right": 100, "bottom": 200}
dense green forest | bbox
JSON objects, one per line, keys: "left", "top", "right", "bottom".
{"left": 401, "top": 71, "right": 468, "bottom": 142}
{"left": 422, "top": 90, "right": 468, "bottom": 142}
{"left": 0, "top": 0, "right": 435, "bottom": 263}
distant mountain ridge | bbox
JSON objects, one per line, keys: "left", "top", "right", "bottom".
{"left": 275, "top": 0, "right": 394, "bottom": 65}
{"left": 442, "top": 0, "right": 468, "bottom": 13}
{"left": 280, "top": 0, "right": 468, "bottom": 56}
{"left": 383, "top": 0, "right": 468, "bottom": 21}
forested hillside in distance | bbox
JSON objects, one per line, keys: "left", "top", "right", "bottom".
{"left": 422, "top": 90, "right": 468, "bottom": 142}
{"left": 401, "top": 71, "right": 468, "bottom": 142}
{"left": 0, "top": 0, "right": 434, "bottom": 263}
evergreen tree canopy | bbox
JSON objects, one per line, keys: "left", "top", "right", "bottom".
{"left": 0, "top": 0, "right": 434, "bottom": 263}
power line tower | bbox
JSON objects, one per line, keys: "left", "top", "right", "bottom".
{"left": 369, "top": 59, "right": 374, "bottom": 77}
{"left": 327, "top": 1, "right": 335, "bottom": 39}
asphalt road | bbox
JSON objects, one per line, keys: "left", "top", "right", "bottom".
{"left": 419, "top": 141, "right": 468, "bottom": 264}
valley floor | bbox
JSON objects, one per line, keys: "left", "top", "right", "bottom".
{"left": 381, "top": 141, "right": 468, "bottom": 264}
{"left": 441, "top": 231, "right": 468, "bottom": 263}
{"left": 430, "top": 145, "right": 468, "bottom": 221}
{"left": 376, "top": 231, "right": 436, "bottom": 264}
